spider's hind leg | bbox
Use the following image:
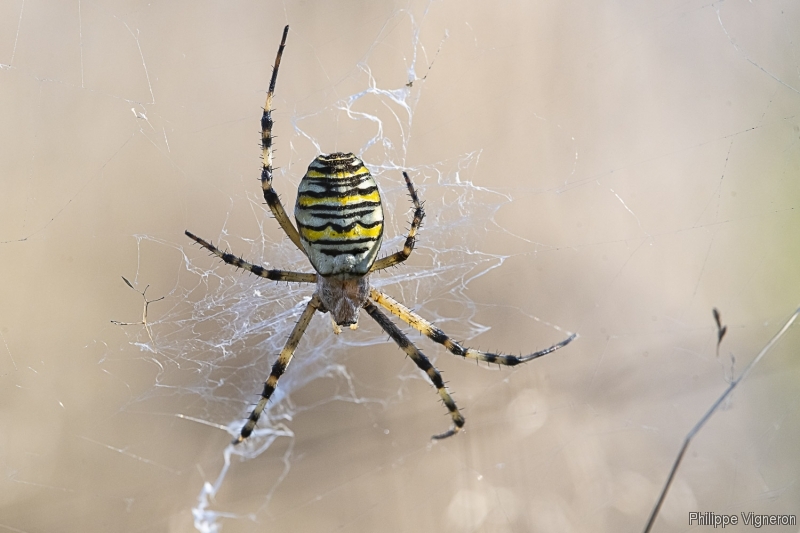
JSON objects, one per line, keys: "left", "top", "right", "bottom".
{"left": 234, "top": 294, "right": 321, "bottom": 444}
{"left": 370, "top": 287, "right": 576, "bottom": 365}
{"left": 363, "top": 301, "right": 465, "bottom": 439}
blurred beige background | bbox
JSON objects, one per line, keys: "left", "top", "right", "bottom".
{"left": 1, "top": 0, "right": 799, "bottom": 532}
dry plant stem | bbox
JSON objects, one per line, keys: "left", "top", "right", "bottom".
{"left": 713, "top": 307, "right": 728, "bottom": 357}
{"left": 110, "top": 276, "right": 165, "bottom": 343}
{"left": 642, "top": 306, "right": 800, "bottom": 533}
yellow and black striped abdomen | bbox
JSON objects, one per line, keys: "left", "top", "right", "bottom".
{"left": 295, "top": 153, "right": 384, "bottom": 277}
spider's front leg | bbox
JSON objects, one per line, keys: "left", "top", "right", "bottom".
{"left": 363, "top": 301, "right": 465, "bottom": 439}
{"left": 185, "top": 230, "right": 316, "bottom": 283}
{"left": 260, "top": 25, "right": 306, "bottom": 254}
{"left": 370, "top": 172, "right": 424, "bottom": 272}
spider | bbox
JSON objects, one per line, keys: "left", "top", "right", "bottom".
{"left": 185, "top": 25, "right": 576, "bottom": 445}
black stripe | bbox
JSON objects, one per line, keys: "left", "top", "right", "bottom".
{"left": 261, "top": 111, "right": 273, "bottom": 135}
{"left": 299, "top": 185, "right": 378, "bottom": 199}
{"left": 261, "top": 167, "right": 275, "bottom": 185}
{"left": 301, "top": 209, "right": 378, "bottom": 220}
{"left": 303, "top": 176, "right": 369, "bottom": 187}
{"left": 298, "top": 220, "right": 382, "bottom": 232}
{"left": 297, "top": 201, "right": 381, "bottom": 212}
{"left": 312, "top": 237, "right": 379, "bottom": 245}
{"left": 314, "top": 153, "right": 356, "bottom": 160}
{"left": 428, "top": 328, "right": 448, "bottom": 345}
{"left": 313, "top": 153, "right": 360, "bottom": 164}
{"left": 316, "top": 247, "right": 371, "bottom": 256}
{"left": 259, "top": 382, "right": 276, "bottom": 401}
{"left": 309, "top": 162, "right": 364, "bottom": 173}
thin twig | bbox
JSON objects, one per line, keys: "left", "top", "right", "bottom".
{"left": 643, "top": 305, "right": 800, "bottom": 533}
{"left": 111, "top": 276, "right": 165, "bottom": 344}
{"left": 713, "top": 307, "right": 727, "bottom": 357}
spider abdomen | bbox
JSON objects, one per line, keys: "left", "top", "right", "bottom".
{"left": 295, "top": 153, "right": 384, "bottom": 277}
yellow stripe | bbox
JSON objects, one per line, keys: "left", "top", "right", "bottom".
{"left": 305, "top": 166, "right": 370, "bottom": 179}
{"left": 300, "top": 223, "right": 382, "bottom": 242}
{"left": 305, "top": 170, "right": 329, "bottom": 178}
{"left": 298, "top": 189, "right": 380, "bottom": 207}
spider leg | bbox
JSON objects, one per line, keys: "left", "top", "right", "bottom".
{"left": 370, "top": 172, "right": 424, "bottom": 272}
{"left": 363, "top": 301, "right": 465, "bottom": 439}
{"left": 261, "top": 25, "right": 306, "bottom": 254}
{"left": 370, "top": 288, "right": 576, "bottom": 366}
{"left": 185, "top": 230, "right": 316, "bottom": 283}
{"left": 234, "top": 294, "right": 322, "bottom": 444}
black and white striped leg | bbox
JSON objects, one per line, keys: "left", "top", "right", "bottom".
{"left": 234, "top": 294, "right": 321, "bottom": 444}
{"left": 363, "top": 301, "right": 465, "bottom": 439}
{"left": 261, "top": 25, "right": 305, "bottom": 253}
{"left": 371, "top": 172, "right": 424, "bottom": 272}
{"left": 370, "top": 288, "right": 576, "bottom": 365}
{"left": 185, "top": 230, "right": 316, "bottom": 283}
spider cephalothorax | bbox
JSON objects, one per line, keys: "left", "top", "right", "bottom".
{"left": 185, "top": 25, "right": 576, "bottom": 445}
{"left": 316, "top": 274, "right": 370, "bottom": 328}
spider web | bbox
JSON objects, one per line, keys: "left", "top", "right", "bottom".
{"left": 1, "top": 1, "right": 799, "bottom": 532}
{"left": 126, "top": 153, "right": 513, "bottom": 529}
{"left": 101, "top": 6, "right": 534, "bottom": 529}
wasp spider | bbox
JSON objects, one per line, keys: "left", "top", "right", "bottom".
{"left": 185, "top": 26, "right": 576, "bottom": 444}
